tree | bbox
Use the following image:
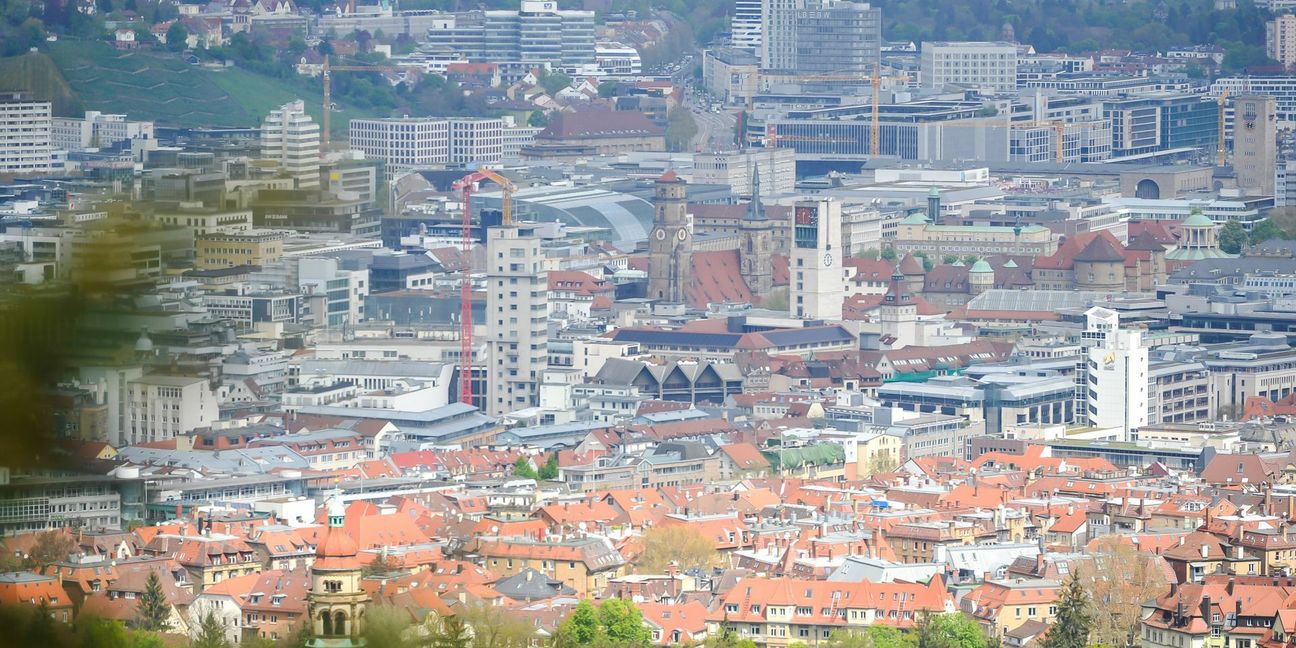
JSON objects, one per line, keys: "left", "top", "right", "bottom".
{"left": 1083, "top": 538, "right": 1168, "bottom": 648}
{"left": 597, "top": 81, "right": 617, "bottom": 98}
{"left": 942, "top": 255, "right": 959, "bottom": 264}
{"left": 513, "top": 456, "right": 539, "bottom": 480}
{"left": 362, "top": 552, "right": 402, "bottom": 577}
{"left": 826, "top": 627, "right": 916, "bottom": 648}
{"left": 556, "top": 600, "right": 600, "bottom": 647}
{"left": 961, "top": 255, "right": 980, "bottom": 265}
{"left": 858, "top": 248, "right": 881, "bottom": 260}
{"left": 880, "top": 247, "right": 898, "bottom": 262}
{"left": 762, "top": 288, "right": 789, "bottom": 311}
{"left": 27, "top": 530, "right": 75, "bottom": 569}
{"left": 539, "top": 70, "right": 573, "bottom": 95}
{"left": 460, "top": 603, "right": 534, "bottom": 648}
{"left": 915, "top": 613, "right": 993, "bottom": 648}
{"left": 528, "top": 111, "right": 549, "bottom": 128}
{"left": 430, "top": 616, "right": 472, "bottom": 648}
{"left": 1249, "top": 218, "right": 1287, "bottom": 245}
{"left": 1218, "top": 219, "right": 1248, "bottom": 254}
{"left": 193, "top": 611, "right": 232, "bottom": 648}
{"left": 134, "top": 571, "right": 171, "bottom": 631}
{"left": 665, "top": 107, "right": 699, "bottom": 151}
{"left": 165, "top": 21, "right": 187, "bottom": 51}
{"left": 703, "top": 623, "right": 757, "bottom": 648}
{"left": 913, "top": 251, "right": 934, "bottom": 272}
{"left": 363, "top": 605, "right": 413, "bottom": 648}
{"left": 598, "top": 598, "right": 651, "bottom": 646}
{"left": 866, "top": 451, "right": 898, "bottom": 476}
{"left": 537, "top": 453, "right": 559, "bottom": 480}
{"left": 1041, "top": 572, "right": 1092, "bottom": 648}
{"left": 635, "top": 524, "right": 723, "bottom": 573}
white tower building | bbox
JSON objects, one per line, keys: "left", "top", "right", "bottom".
{"left": 1082, "top": 306, "right": 1148, "bottom": 436}
{"left": 486, "top": 223, "right": 549, "bottom": 416}
{"left": 789, "top": 198, "right": 845, "bottom": 320}
{"left": 262, "top": 100, "right": 321, "bottom": 190}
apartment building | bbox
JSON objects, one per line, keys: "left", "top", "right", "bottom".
{"left": 473, "top": 535, "right": 626, "bottom": 598}
{"left": 196, "top": 229, "right": 287, "bottom": 269}
{"left": 125, "top": 374, "right": 219, "bottom": 446}
{"left": 0, "top": 92, "right": 53, "bottom": 175}
{"left": 261, "top": 100, "right": 320, "bottom": 189}
{"left": 1269, "top": 14, "right": 1296, "bottom": 68}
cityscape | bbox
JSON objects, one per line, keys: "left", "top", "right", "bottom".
{"left": 3, "top": 1, "right": 1296, "bottom": 648}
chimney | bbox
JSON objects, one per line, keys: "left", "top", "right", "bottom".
{"left": 1200, "top": 595, "right": 1212, "bottom": 624}
{"left": 1235, "top": 597, "right": 1242, "bottom": 624}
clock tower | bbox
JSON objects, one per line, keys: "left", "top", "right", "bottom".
{"left": 788, "top": 197, "right": 845, "bottom": 320}
{"left": 739, "top": 166, "right": 774, "bottom": 297}
{"left": 647, "top": 170, "right": 692, "bottom": 304}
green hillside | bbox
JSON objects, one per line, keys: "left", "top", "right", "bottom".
{"left": 0, "top": 40, "right": 377, "bottom": 130}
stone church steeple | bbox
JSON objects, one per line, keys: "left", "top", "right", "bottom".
{"left": 739, "top": 166, "right": 774, "bottom": 297}
{"left": 647, "top": 170, "right": 692, "bottom": 304}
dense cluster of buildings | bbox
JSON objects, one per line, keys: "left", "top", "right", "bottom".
{"left": 4, "top": 1, "right": 1296, "bottom": 647}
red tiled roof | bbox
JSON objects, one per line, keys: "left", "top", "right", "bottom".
{"left": 687, "top": 249, "right": 755, "bottom": 308}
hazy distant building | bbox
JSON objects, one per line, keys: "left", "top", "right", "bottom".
{"left": 51, "top": 111, "right": 153, "bottom": 152}
{"left": 0, "top": 92, "right": 53, "bottom": 175}
{"left": 760, "top": 0, "right": 804, "bottom": 70}
{"left": 1267, "top": 14, "right": 1296, "bottom": 68}
{"left": 920, "top": 41, "right": 1017, "bottom": 92}
{"left": 486, "top": 223, "right": 548, "bottom": 416}
{"left": 424, "top": 1, "right": 595, "bottom": 73}
{"left": 731, "top": 0, "right": 762, "bottom": 52}
{"left": 794, "top": 1, "right": 880, "bottom": 75}
{"left": 348, "top": 118, "right": 450, "bottom": 171}
{"left": 1233, "top": 95, "right": 1277, "bottom": 197}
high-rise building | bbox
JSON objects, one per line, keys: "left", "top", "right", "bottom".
{"left": 262, "top": 100, "right": 321, "bottom": 190}
{"left": 794, "top": 1, "right": 880, "bottom": 75}
{"left": 0, "top": 92, "right": 53, "bottom": 175}
{"left": 348, "top": 118, "right": 450, "bottom": 171}
{"left": 760, "top": 0, "right": 805, "bottom": 70}
{"left": 1081, "top": 307, "right": 1148, "bottom": 435}
{"left": 1268, "top": 14, "right": 1296, "bottom": 68}
{"left": 1234, "top": 95, "right": 1277, "bottom": 197}
{"left": 731, "top": 0, "right": 762, "bottom": 52}
{"left": 486, "top": 223, "right": 549, "bottom": 416}
{"left": 789, "top": 197, "right": 845, "bottom": 320}
{"left": 646, "top": 171, "right": 692, "bottom": 304}
{"left": 425, "top": 1, "right": 594, "bottom": 72}
{"left": 920, "top": 41, "right": 1018, "bottom": 92}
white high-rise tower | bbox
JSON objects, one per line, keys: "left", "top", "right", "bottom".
{"left": 262, "top": 100, "right": 321, "bottom": 190}
{"left": 486, "top": 223, "right": 549, "bottom": 416}
{"left": 1082, "top": 307, "right": 1148, "bottom": 436}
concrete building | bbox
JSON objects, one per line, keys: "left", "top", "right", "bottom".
{"left": 594, "top": 43, "right": 641, "bottom": 76}
{"left": 920, "top": 42, "right": 1018, "bottom": 93}
{"left": 195, "top": 230, "right": 287, "bottom": 269}
{"left": 760, "top": 0, "right": 805, "bottom": 70}
{"left": 423, "top": 1, "right": 595, "bottom": 73}
{"left": 647, "top": 171, "right": 692, "bottom": 304}
{"left": 893, "top": 213, "right": 1055, "bottom": 258}
{"left": 731, "top": 0, "right": 762, "bottom": 52}
{"left": 261, "top": 100, "right": 320, "bottom": 190}
{"left": 50, "top": 111, "right": 153, "bottom": 151}
{"left": 692, "top": 148, "right": 796, "bottom": 198}
{"left": 1233, "top": 95, "right": 1277, "bottom": 197}
{"left": 1082, "top": 307, "right": 1148, "bottom": 434}
{"left": 789, "top": 198, "right": 846, "bottom": 320}
{"left": 0, "top": 92, "right": 53, "bottom": 175}
{"left": 347, "top": 118, "right": 449, "bottom": 170}
{"left": 448, "top": 118, "right": 505, "bottom": 164}
{"left": 486, "top": 223, "right": 549, "bottom": 416}
{"left": 1268, "top": 14, "right": 1296, "bottom": 68}
{"left": 298, "top": 256, "right": 368, "bottom": 327}
{"left": 702, "top": 48, "right": 759, "bottom": 105}
{"left": 794, "top": 1, "right": 880, "bottom": 75}
{"left": 125, "top": 374, "right": 219, "bottom": 445}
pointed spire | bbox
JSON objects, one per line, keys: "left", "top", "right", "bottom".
{"left": 746, "top": 166, "right": 763, "bottom": 221}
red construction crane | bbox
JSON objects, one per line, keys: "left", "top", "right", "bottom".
{"left": 450, "top": 169, "right": 516, "bottom": 406}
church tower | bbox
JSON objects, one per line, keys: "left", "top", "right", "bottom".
{"left": 879, "top": 268, "right": 917, "bottom": 349}
{"left": 307, "top": 492, "right": 369, "bottom": 648}
{"left": 739, "top": 167, "right": 774, "bottom": 298}
{"left": 647, "top": 170, "right": 692, "bottom": 303}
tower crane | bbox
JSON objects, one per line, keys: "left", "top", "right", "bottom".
{"left": 450, "top": 168, "right": 516, "bottom": 406}
{"left": 320, "top": 55, "right": 398, "bottom": 149}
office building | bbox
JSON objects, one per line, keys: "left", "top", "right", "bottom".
{"left": 647, "top": 171, "right": 692, "bottom": 304}
{"left": 789, "top": 197, "right": 845, "bottom": 320}
{"left": 196, "top": 230, "right": 287, "bottom": 270}
{"left": 1082, "top": 307, "right": 1148, "bottom": 434}
{"left": 760, "top": 0, "right": 804, "bottom": 70}
{"left": 261, "top": 100, "right": 320, "bottom": 190}
{"left": 794, "top": 1, "right": 880, "bottom": 75}
{"left": 731, "top": 0, "right": 762, "bottom": 52}
{"left": 424, "top": 1, "right": 595, "bottom": 72}
{"left": 1212, "top": 76, "right": 1296, "bottom": 123}
{"left": 1103, "top": 94, "right": 1218, "bottom": 157}
{"left": 0, "top": 92, "right": 53, "bottom": 175}
{"left": 125, "top": 374, "right": 219, "bottom": 445}
{"left": 692, "top": 148, "right": 796, "bottom": 198}
{"left": 1268, "top": 15, "right": 1296, "bottom": 68}
{"left": 348, "top": 118, "right": 450, "bottom": 170}
{"left": 1233, "top": 95, "right": 1277, "bottom": 197}
{"left": 50, "top": 111, "right": 153, "bottom": 151}
{"left": 920, "top": 42, "right": 1018, "bottom": 93}
{"left": 448, "top": 118, "right": 505, "bottom": 164}
{"left": 703, "top": 48, "right": 760, "bottom": 104}
{"left": 594, "top": 43, "right": 641, "bottom": 76}
{"left": 486, "top": 223, "right": 549, "bottom": 416}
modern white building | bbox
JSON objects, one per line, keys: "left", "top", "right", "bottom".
{"left": 920, "top": 41, "right": 1018, "bottom": 93}
{"left": 51, "top": 111, "right": 154, "bottom": 151}
{"left": 760, "top": 0, "right": 804, "bottom": 70}
{"left": 731, "top": 0, "right": 762, "bottom": 52}
{"left": 125, "top": 374, "right": 218, "bottom": 446}
{"left": 261, "top": 100, "right": 321, "bottom": 189}
{"left": 789, "top": 197, "right": 846, "bottom": 320}
{"left": 1212, "top": 76, "right": 1296, "bottom": 123}
{"left": 1081, "top": 307, "right": 1148, "bottom": 435}
{"left": 692, "top": 148, "right": 796, "bottom": 198}
{"left": 486, "top": 223, "right": 549, "bottom": 416}
{"left": 348, "top": 118, "right": 449, "bottom": 170}
{"left": 423, "top": 0, "right": 595, "bottom": 73}
{"left": 1268, "top": 14, "right": 1296, "bottom": 68}
{"left": 0, "top": 92, "right": 53, "bottom": 175}
{"left": 594, "top": 42, "right": 642, "bottom": 76}
{"left": 298, "top": 256, "right": 368, "bottom": 327}
{"left": 448, "top": 117, "right": 505, "bottom": 164}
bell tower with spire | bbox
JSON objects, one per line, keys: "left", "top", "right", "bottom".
{"left": 739, "top": 166, "right": 774, "bottom": 298}
{"left": 647, "top": 170, "right": 692, "bottom": 304}
{"left": 307, "top": 491, "right": 369, "bottom": 648}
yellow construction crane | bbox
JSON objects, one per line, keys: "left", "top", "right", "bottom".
{"left": 321, "top": 55, "right": 397, "bottom": 149}
{"left": 1217, "top": 89, "right": 1230, "bottom": 167}
{"left": 870, "top": 69, "right": 911, "bottom": 157}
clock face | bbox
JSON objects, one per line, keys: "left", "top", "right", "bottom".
{"left": 823, "top": 253, "right": 833, "bottom": 267}
{"left": 655, "top": 228, "right": 666, "bottom": 241}
{"left": 676, "top": 228, "right": 688, "bottom": 241}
